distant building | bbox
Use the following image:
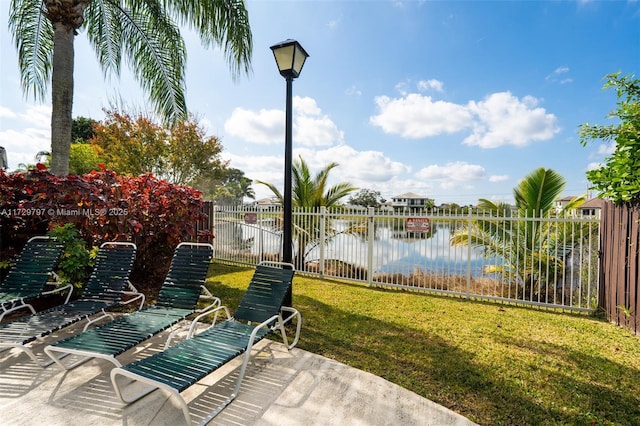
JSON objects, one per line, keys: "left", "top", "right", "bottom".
{"left": 554, "top": 196, "right": 579, "bottom": 212}
{"left": 390, "top": 192, "right": 434, "bottom": 213}
{"left": 578, "top": 198, "right": 606, "bottom": 218}
{"left": 251, "top": 197, "right": 281, "bottom": 210}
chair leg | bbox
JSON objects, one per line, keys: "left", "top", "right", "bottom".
{"left": 44, "top": 346, "right": 121, "bottom": 370}
{"left": 111, "top": 368, "right": 193, "bottom": 425}
{"left": 1, "top": 344, "right": 55, "bottom": 368}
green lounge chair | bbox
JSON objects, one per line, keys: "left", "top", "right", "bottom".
{"left": 44, "top": 242, "right": 218, "bottom": 370}
{"left": 0, "top": 242, "right": 140, "bottom": 366}
{"left": 0, "top": 236, "right": 69, "bottom": 321}
{"left": 110, "top": 262, "right": 301, "bottom": 426}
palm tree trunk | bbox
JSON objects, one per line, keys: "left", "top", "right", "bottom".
{"left": 50, "top": 23, "right": 75, "bottom": 175}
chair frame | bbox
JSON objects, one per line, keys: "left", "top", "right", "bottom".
{"left": 110, "top": 261, "right": 301, "bottom": 426}
{"left": 0, "top": 242, "right": 141, "bottom": 367}
{"left": 0, "top": 236, "right": 72, "bottom": 322}
{"left": 44, "top": 242, "right": 218, "bottom": 370}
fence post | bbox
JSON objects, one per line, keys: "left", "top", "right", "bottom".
{"left": 319, "top": 206, "right": 326, "bottom": 278}
{"left": 367, "top": 207, "right": 375, "bottom": 287}
{"left": 466, "top": 209, "right": 472, "bottom": 299}
{"left": 258, "top": 208, "right": 264, "bottom": 263}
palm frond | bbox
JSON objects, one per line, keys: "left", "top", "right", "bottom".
{"left": 117, "top": 1, "right": 188, "bottom": 124}
{"left": 9, "top": 0, "right": 54, "bottom": 101}
{"left": 163, "top": 0, "right": 252, "bottom": 79}
{"left": 83, "top": 0, "right": 123, "bottom": 77}
{"left": 325, "top": 182, "right": 357, "bottom": 207}
{"left": 255, "top": 180, "right": 283, "bottom": 203}
{"left": 514, "top": 167, "right": 566, "bottom": 215}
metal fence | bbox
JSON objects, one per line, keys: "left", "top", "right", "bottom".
{"left": 199, "top": 204, "right": 600, "bottom": 312}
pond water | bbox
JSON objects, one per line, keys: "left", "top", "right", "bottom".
{"left": 218, "top": 220, "right": 488, "bottom": 277}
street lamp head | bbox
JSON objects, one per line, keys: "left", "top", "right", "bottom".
{"left": 270, "top": 39, "right": 309, "bottom": 79}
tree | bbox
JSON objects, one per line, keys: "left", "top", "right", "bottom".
{"left": 195, "top": 168, "right": 255, "bottom": 204}
{"left": 72, "top": 116, "right": 98, "bottom": 143}
{"left": 258, "top": 156, "right": 357, "bottom": 268}
{"left": 68, "top": 143, "right": 103, "bottom": 175}
{"left": 258, "top": 156, "right": 357, "bottom": 209}
{"left": 349, "top": 189, "right": 385, "bottom": 208}
{"left": 68, "top": 116, "right": 103, "bottom": 174}
{"left": 450, "top": 167, "right": 587, "bottom": 301}
{"left": 90, "top": 109, "right": 226, "bottom": 185}
{"left": 9, "top": 0, "right": 252, "bottom": 175}
{"left": 580, "top": 72, "right": 640, "bottom": 205}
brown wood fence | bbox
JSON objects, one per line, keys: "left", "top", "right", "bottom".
{"left": 599, "top": 201, "right": 640, "bottom": 334}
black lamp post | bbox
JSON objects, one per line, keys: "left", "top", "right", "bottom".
{"left": 270, "top": 39, "right": 308, "bottom": 307}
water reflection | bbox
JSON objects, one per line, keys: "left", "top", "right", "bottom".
{"left": 219, "top": 219, "right": 487, "bottom": 277}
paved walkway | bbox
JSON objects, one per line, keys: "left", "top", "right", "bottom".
{"left": 0, "top": 321, "right": 477, "bottom": 426}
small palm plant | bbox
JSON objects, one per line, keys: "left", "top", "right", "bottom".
{"left": 450, "top": 168, "right": 587, "bottom": 301}
{"left": 258, "top": 156, "right": 357, "bottom": 269}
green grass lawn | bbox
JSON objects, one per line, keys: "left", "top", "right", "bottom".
{"left": 204, "top": 262, "right": 640, "bottom": 426}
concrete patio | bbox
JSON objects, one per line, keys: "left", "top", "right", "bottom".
{"left": 0, "top": 320, "right": 477, "bottom": 426}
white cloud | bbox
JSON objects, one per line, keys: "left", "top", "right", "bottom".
{"left": 370, "top": 94, "right": 472, "bottom": 138}
{"left": 597, "top": 141, "right": 616, "bottom": 156}
{"left": 417, "top": 161, "right": 486, "bottom": 181}
{"left": 0, "top": 105, "right": 17, "bottom": 118}
{"left": 294, "top": 96, "right": 322, "bottom": 116}
{"left": 224, "top": 96, "right": 343, "bottom": 147}
{"left": 370, "top": 89, "right": 558, "bottom": 148}
{"left": 297, "top": 144, "right": 409, "bottom": 183}
{"left": 489, "top": 174, "right": 509, "bottom": 183}
{"left": 0, "top": 104, "right": 51, "bottom": 170}
{"left": 417, "top": 79, "right": 444, "bottom": 92}
{"left": 346, "top": 85, "right": 362, "bottom": 96}
{"left": 415, "top": 161, "right": 487, "bottom": 189}
{"left": 586, "top": 162, "right": 602, "bottom": 171}
{"left": 224, "top": 107, "right": 283, "bottom": 144}
{"left": 295, "top": 114, "right": 344, "bottom": 147}
{"left": 464, "top": 92, "right": 560, "bottom": 148}
{"left": 546, "top": 66, "right": 573, "bottom": 84}
{"left": 225, "top": 143, "right": 411, "bottom": 200}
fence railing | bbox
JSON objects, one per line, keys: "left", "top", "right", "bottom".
{"left": 198, "top": 204, "right": 600, "bottom": 312}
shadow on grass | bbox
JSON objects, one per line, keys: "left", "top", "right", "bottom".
{"left": 206, "top": 265, "right": 640, "bottom": 425}
{"left": 296, "top": 294, "right": 640, "bottom": 425}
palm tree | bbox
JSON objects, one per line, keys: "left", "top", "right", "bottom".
{"left": 237, "top": 176, "right": 255, "bottom": 205}
{"left": 450, "top": 167, "right": 587, "bottom": 301}
{"left": 9, "top": 0, "right": 252, "bottom": 175}
{"left": 258, "top": 156, "right": 357, "bottom": 268}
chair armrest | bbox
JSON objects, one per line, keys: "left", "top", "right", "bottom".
{"left": 119, "top": 292, "right": 145, "bottom": 310}
{"left": 41, "top": 283, "right": 74, "bottom": 304}
{"left": 187, "top": 305, "right": 231, "bottom": 338}
{"left": 279, "top": 306, "right": 302, "bottom": 349}
{"left": 195, "top": 286, "right": 221, "bottom": 314}
{"left": 247, "top": 314, "right": 281, "bottom": 349}
{"left": 199, "top": 285, "right": 215, "bottom": 300}
{"left": 118, "top": 281, "right": 145, "bottom": 310}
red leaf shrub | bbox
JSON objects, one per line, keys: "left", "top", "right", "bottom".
{"left": 0, "top": 168, "right": 212, "bottom": 292}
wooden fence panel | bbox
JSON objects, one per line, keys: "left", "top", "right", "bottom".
{"left": 599, "top": 201, "right": 640, "bottom": 334}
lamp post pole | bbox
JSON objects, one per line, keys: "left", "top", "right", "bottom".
{"left": 283, "top": 74, "right": 293, "bottom": 269}
{"left": 270, "top": 39, "right": 308, "bottom": 311}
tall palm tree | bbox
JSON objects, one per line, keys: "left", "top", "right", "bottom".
{"left": 450, "top": 167, "right": 587, "bottom": 300}
{"left": 258, "top": 155, "right": 357, "bottom": 268}
{"left": 9, "top": 0, "right": 252, "bottom": 175}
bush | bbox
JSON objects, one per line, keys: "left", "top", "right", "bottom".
{"left": 0, "top": 167, "right": 212, "bottom": 293}
{"left": 47, "top": 223, "right": 95, "bottom": 290}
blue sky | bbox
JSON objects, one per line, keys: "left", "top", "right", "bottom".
{"left": 1, "top": 1, "right": 639, "bottom": 205}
